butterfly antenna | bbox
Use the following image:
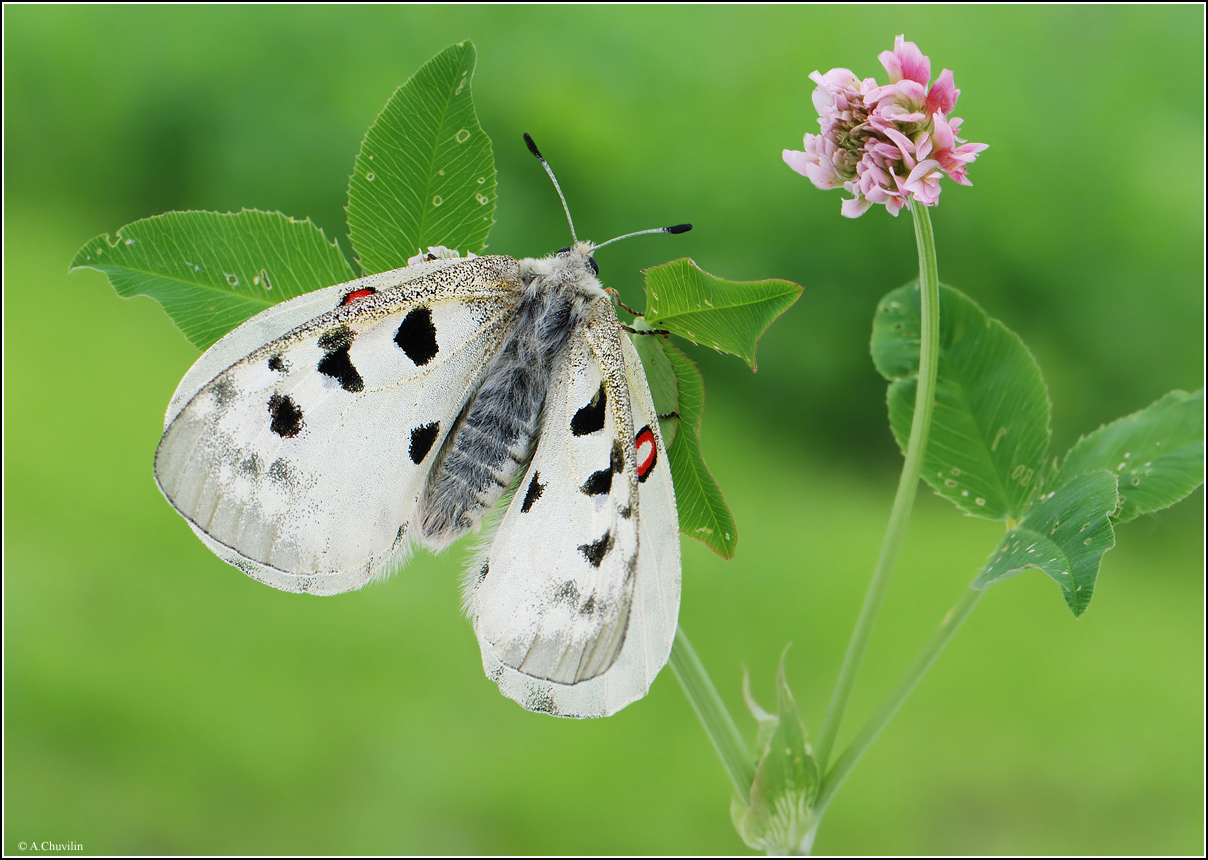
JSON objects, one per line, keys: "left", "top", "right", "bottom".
{"left": 592, "top": 223, "right": 692, "bottom": 252}
{"left": 524, "top": 133, "right": 578, "bottom": 243}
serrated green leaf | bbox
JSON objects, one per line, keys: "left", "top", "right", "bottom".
{"left": 732, "top": 654, "right": 818, "bottom": 854}
{"left": 628, "top": 321, "right": 679, "bottom": 449}
{"left": 70, "top": 209, "right": 356, "bottom": 350}
{"left": 1054, "top": 390, "right": 1204, "bottom": 524}
{"left": 975, "top": 471, "right": 1119, "bottom": 616}
{"left": 656, "top": 338, "right": 737, "bottom": 558}
{"left": 643, "top": 258, "right": 801, "bottom": 371}
{"left": 347, "top": 41, "right": 496, "bottom": 274}
{"left": 872, "top": 282, "right": 1052, "bottom": 521}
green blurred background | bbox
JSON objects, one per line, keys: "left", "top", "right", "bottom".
{"left": 4, "top": 6, "right": 1203, "bottom": 855}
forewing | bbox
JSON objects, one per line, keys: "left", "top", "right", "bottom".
{"left": 469, "top": 304, "right": 682, "bottom": 716}
{"left": 166, "top": 256, "right": 477, "bottom": 421}
{"left": 155, "top": 255, "right": 522, "bottom": 594}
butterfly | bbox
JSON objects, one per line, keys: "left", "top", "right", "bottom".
{"left": 153, "top": 135, "right": 684, "bottom": 718}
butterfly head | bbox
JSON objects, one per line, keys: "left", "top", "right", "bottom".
{"left": 556, "top": 242, "right": 601, "bottom": 277}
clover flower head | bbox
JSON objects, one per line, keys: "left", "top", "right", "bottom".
{"left": 783, "top": 35, "right": 987, "bottom": 217}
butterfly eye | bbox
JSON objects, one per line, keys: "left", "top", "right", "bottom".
{"left": 557, "top": 246, "right": 572, "bottom": 255}
{"left": 587, "top": 257, "right": 599, "bottom": 275}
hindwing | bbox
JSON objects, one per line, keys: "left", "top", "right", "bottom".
{"left": 467, "top": 301, "right": 682, "bottom": 716}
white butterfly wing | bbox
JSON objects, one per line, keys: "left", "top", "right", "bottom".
{"left": 469, "top": 306, "right": 682, "bottom": 717}
{"left": 155, "top": 255, "right": 523, "bottom": 595}
{"left": 167, "top": 257, "right": 474, "bottom": 421}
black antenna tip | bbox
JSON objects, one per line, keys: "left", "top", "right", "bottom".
{"left": 665, "top": 223, "right": 693, "bottom": 235}
{"left": 523, "top": 133, "right": 543, "bottom": 161}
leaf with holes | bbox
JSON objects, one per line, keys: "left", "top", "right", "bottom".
{"left": 1053, "top": 389, "right": 1204, "bottom": 523}
{"left": 974, "top": 471, "right": 1119, "bottom": 616}
{"left": 70, "top": 209, "right": 356, "bottom": 350}
{"left": 643, "top": 258, "right": 801, "bottom": 371}
{"left": 872, "top": 282, "right": 1052, "bottom": 521}
{"left": 347, "top": 41, "right": 496, "bottom": 274}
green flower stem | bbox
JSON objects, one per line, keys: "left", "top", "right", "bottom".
{"left": 814, "top": 203, "right": 940, "bottom": 772}
{"left": 813, "top": 586, "right": 983, "bottom": 819}
{"left": 669, "top": 626, "right": 754, "bottom": 804}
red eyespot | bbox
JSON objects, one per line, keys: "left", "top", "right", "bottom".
{"left": 339, "top": 287, "right": 377, "bottom": 306}
{"left": 635, "top": 425, "right": 657, "bottom": 483}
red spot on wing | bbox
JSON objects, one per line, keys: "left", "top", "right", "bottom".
{"left": 635, "top": 425, "right": 657, "bottom": 482}
{"left": 339, "top": 287, "right": 377, "bottom": 306}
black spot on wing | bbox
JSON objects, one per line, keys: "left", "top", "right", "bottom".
{"left": 317, "top": 349, "right": 364, "bottom": 392}
{"left": 478, "top": 562, "right": 489, "bottom": 582}
{"left": 409, "top": 421, "right": 440, "bottom": 464}
{"left": 521, "top": 471, "right": 545, "bottom": 513}
{"left": 268, "top": 353, "right": 287, "bottom": 373}
{"left": 571, "top": 384, "right": 607, "bottom": 436}
{"left": 583, "top": 441, "right": 625, "bottom": 496}
{"left": 317, "top": 326, "right": 364, "bottom": 393}
{"left": 579, "top": 530, "right": 614, "bottom": 568}
{"left": 267, "top": 393, "right": 303, "bottom": 438}
{"left": 395, "top": 307, "right": 439, "bottom": 366}
{"left": 317, "top": 326, "right": 354, "bottom": 352}
{"left": 581, "top": 467, "right": 612, "bottom": 497}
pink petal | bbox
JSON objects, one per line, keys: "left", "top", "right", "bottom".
{"left": 841, "top": 195, "right": 873, "bottom": 218}
{"left": 931, "top": 114, "right": 956, "bottom": 152}
{"left": 811, "top": 68, "right": 861, "bottom": 115}
{"left": 904, "top": 159, "right": 944, "bottom": 205}
{"left": 914, "top": 131, "right": 933, "bottom": 161}
{"left": 926, "top": 70, "right": 959, "bottom": 116}
{"left": 782, "top": 149, "right": 813, "bottom": 178}
{"left": 880, "top": 35, "right": 931, "bottom": 86}
{"left": 883, "top": 126, "right": 916, "bottom": 156}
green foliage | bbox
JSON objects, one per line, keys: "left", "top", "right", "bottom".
{"left": 644, "top": 259, "right": 802, "bottom": 371}
{"left": 659, "top": 338, "right": 738, "bottom": 559}
{"left": 1054, "top": 389, "right": 1205, "bottom": 524}
{"left": 975, "top": 471, "right": 1119, "bottom": 616}
{"left": 872, "top": 281, "right": 1050, "bottom": 521}
{"left": 875, "top": 282, "right": 1203, "bottom": 617}
{"left": 632, "top": 320, "right": 738, "bottom": 558}
{"left": 347, "top": 41, "right": 496, "bottom": 274}
{"left": 732, "top": 658, "right": 819, "bottom": 854}
{"left": 69, "top": 210, "right": 355, "bottom": 351}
